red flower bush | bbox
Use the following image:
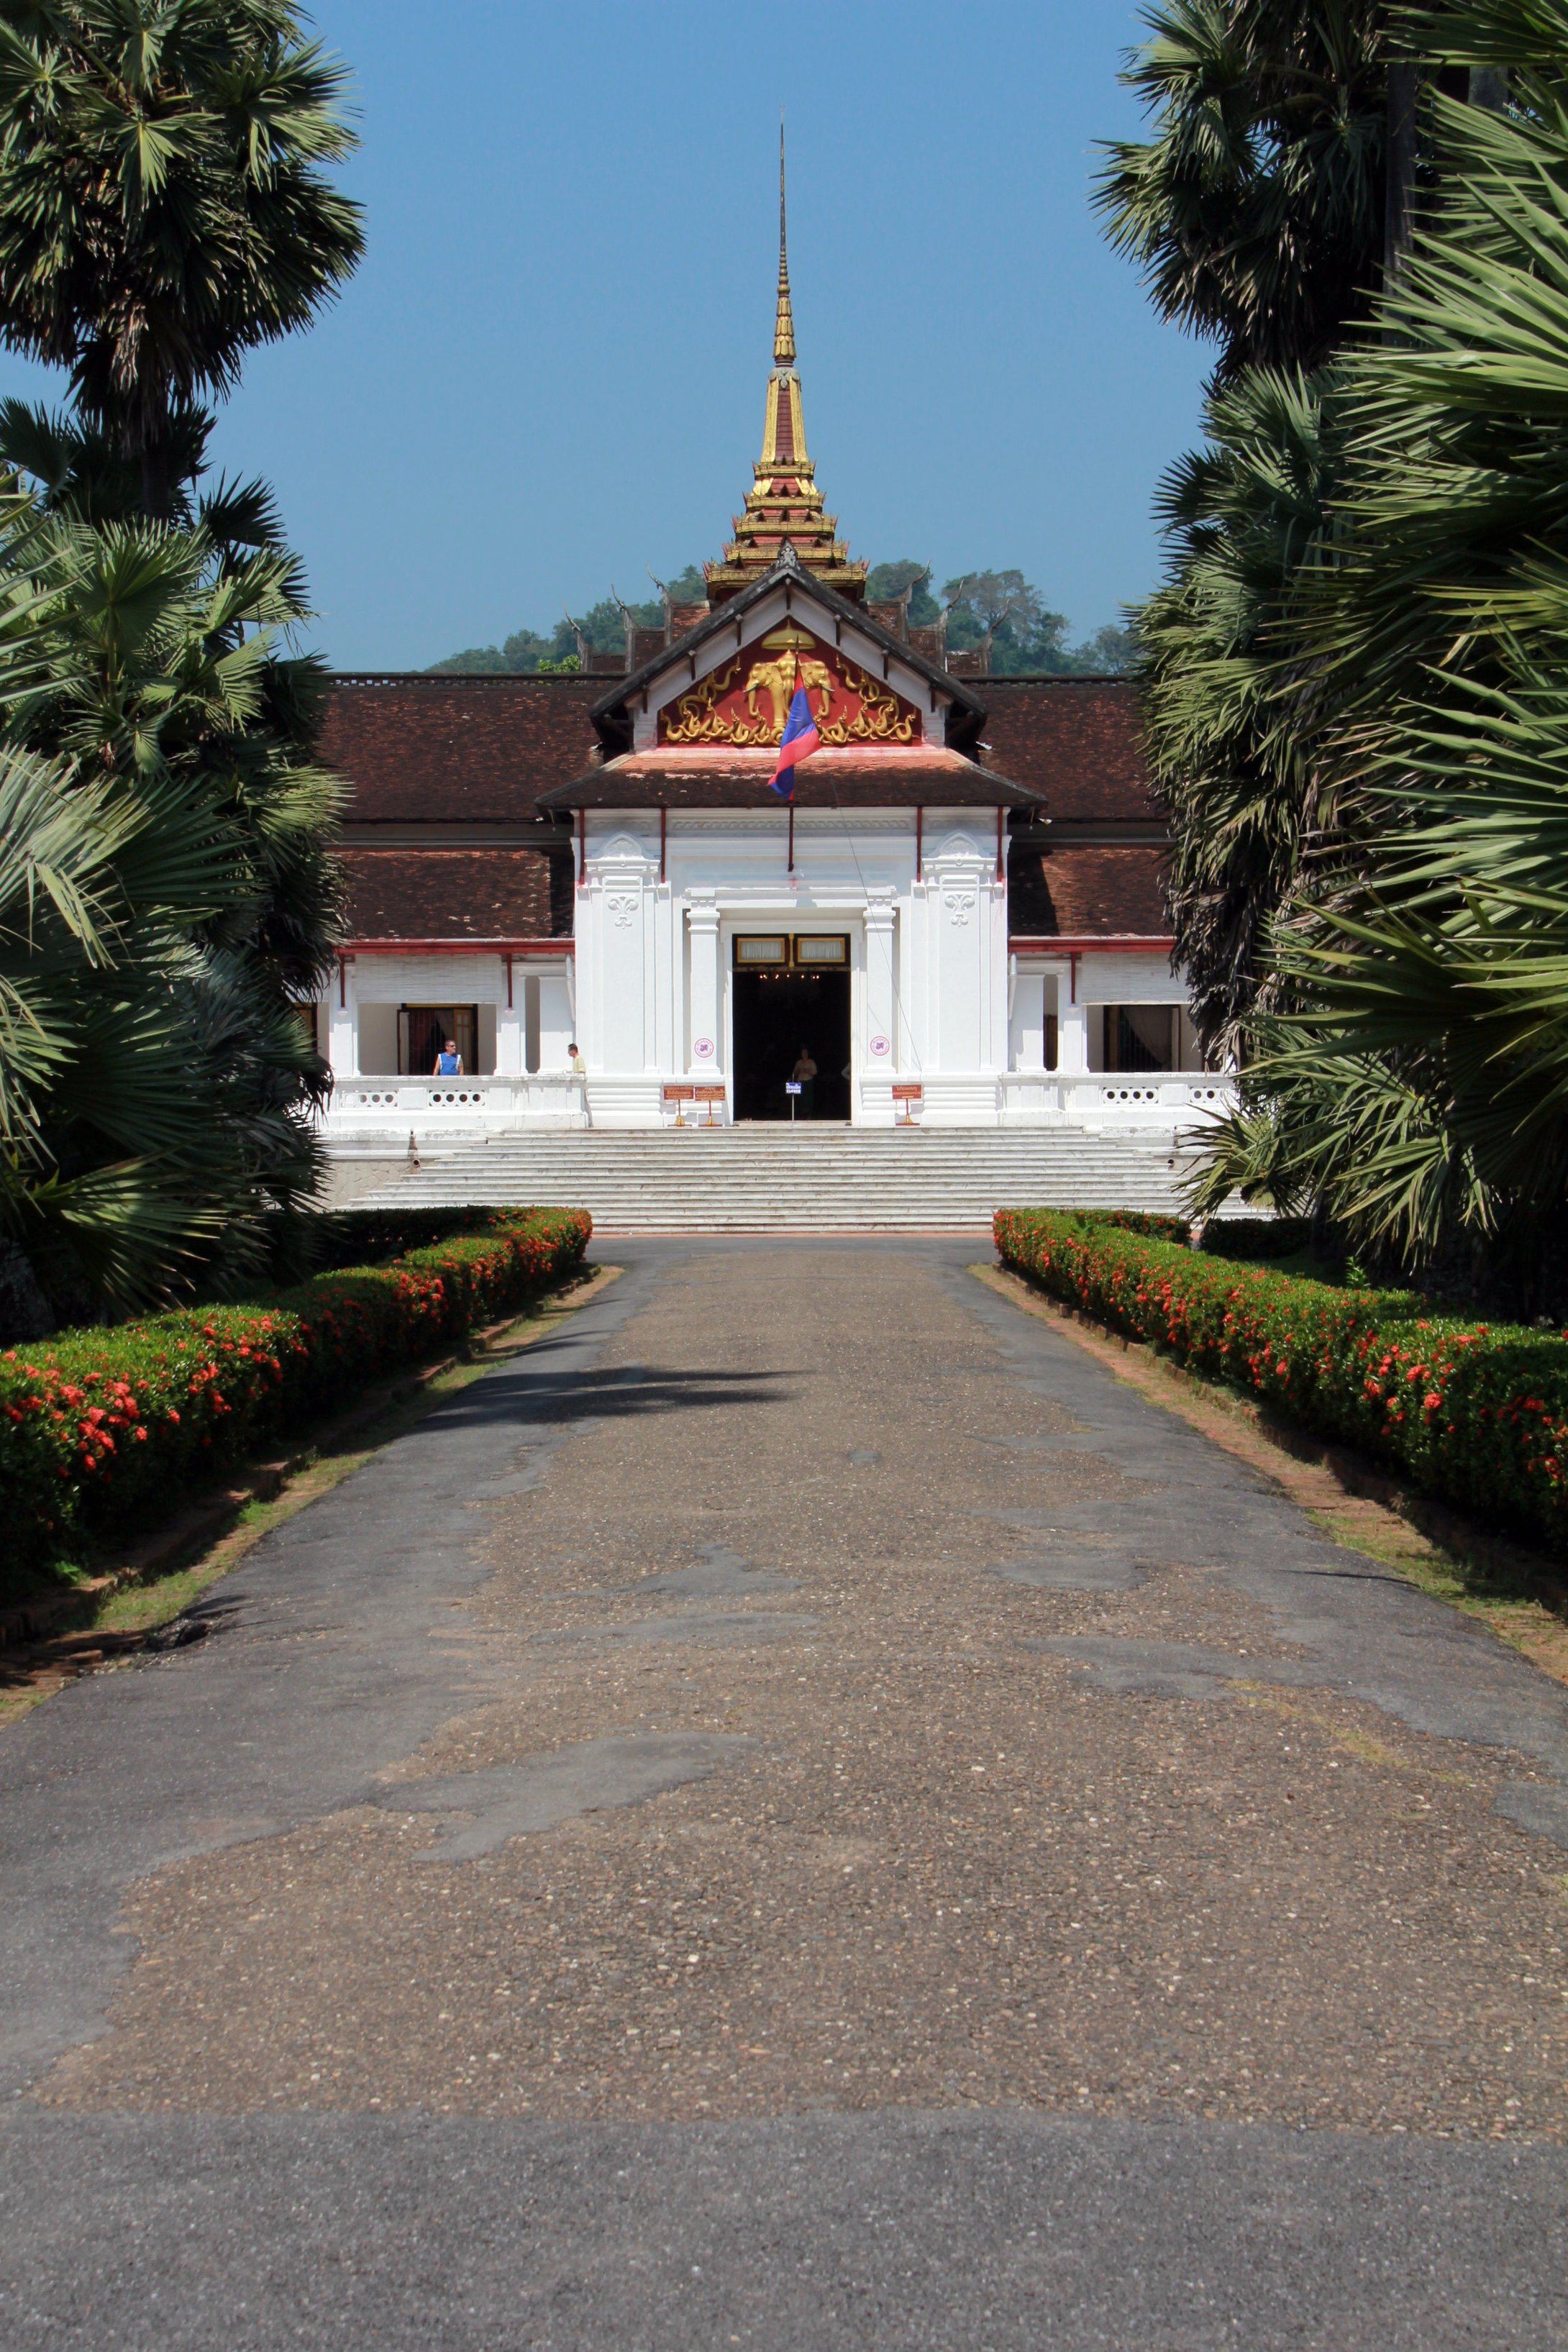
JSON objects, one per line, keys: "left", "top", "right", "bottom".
{"left": 994, "top": 1208, "right": 1568, "bottom": 1555}
{"left": 1, "top": 1208, "right": 591, "bottom": 1576}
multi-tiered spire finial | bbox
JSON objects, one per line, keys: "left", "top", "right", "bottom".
{"left": 702, "top": 127, "right": 867, "bottom": 606}
{"left": 774, "top": 117, "right": 796, "bottom": 367}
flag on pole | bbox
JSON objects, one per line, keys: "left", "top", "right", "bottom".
{"left": 769, "top": 665, "right": 819, "bottom": 799}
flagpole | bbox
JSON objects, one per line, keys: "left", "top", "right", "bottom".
{"left": 788, "top": 799, "right": 795, "bottom": 873}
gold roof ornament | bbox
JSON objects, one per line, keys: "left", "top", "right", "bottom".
{"left": 773, "top": 119, "right": 796, "bottom": 368}
{"left": 703, "top": 122, "right": 868, "bottom": 608}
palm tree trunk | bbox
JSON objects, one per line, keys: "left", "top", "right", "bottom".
{"left": 139, "top": 436, "right": 172, "bottom": 521}
{"left": 1384, "top": 60, "right": 1420, "bottom": 304}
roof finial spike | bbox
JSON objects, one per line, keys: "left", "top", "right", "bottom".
{"left": 774, "top": 113, "right": 796, "bottom": 368}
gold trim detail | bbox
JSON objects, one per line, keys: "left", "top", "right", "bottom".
{"left": 663, "top": 649, "right": 919, "bottom": 746}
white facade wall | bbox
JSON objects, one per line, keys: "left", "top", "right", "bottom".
{"left": 562, "top": 806, "right": 1010, "bottom": 1127}
{"left": 314, "top": 813, "right": 1230, "bottom": 1147}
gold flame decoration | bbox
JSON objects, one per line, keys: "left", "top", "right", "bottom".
{"left": 663, "top": 648, "right": 919, "bottom": 747}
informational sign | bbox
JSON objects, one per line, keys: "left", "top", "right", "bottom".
{"left": 785, "top": 1082, "right": 803, "bottom": 1095}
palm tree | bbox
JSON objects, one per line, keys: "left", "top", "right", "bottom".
{"left": 1098, "top": 3, "right": 1392, "bottom": 1057}
{"left": 1095, "top": 1, "right": 1391, "bottom": 379}
{"left": 0, "top": 0, "right": 363, "bottom": 514}
{"left": 1138, "top": 363, "right": 1339, "bottom": 1053}
{"left": 1191, "top": 0, "right": 1568, "bottom": 1265}
{"left": 0, "top": 734, "right": 255, "bottom": 1314}
{"left": 0, "top": 480, "right": 342, "bottom": 1316}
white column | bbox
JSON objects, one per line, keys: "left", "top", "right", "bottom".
{"left": 864, "top": 890, "right": 897, "bottom": 1063}
{"left": 687, "top": 893, "right": 721, "bottom": 1077}
{"left": 495, "top": 962, "right": 524, "bottom": 1075}
{"left": 1011, "top": 972, "right": 1046, "bottom": 1070}
{"left": 328, "top": 957, "right": 356, "bottom": 1077}
{"left": 1058, "top": 999, "right": 1090, "bottom": 1075}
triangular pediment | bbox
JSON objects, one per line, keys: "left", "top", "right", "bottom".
{"left": 658, "top": 618, "right": 922, "bottom": 749}
{"left": 592, "top": 556, "right": 979, "bottom": 757}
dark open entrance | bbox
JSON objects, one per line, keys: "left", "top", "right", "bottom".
{"left": 732, "top": 967, "right": 851, "bottom": 1121}
{"left": 399, "top": 1003, "right": 478, "bottom": 1075}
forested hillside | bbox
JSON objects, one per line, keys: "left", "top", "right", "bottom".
{"left": 428, "top": 560, "right": 1137, "bottom": 676}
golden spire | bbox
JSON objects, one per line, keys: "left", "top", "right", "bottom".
{"left": 702, "top": 124, "right": 867, "bottom": 608}
{"left": 774, "top": 117, "right": 796, "bottom": 367}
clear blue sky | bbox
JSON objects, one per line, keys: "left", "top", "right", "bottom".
{"left": 4, "top": 0, "right": 1212, "bottom": 671}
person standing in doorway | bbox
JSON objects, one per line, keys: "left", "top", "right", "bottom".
{"left": 435, "top": 1036, "right": 462, "bottom": 1077}
{"left": 792, "top": 1044, "right": 817, "bottom": 1118}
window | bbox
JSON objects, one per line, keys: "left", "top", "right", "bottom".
{"left": 1103, "top": 1005, "right": 1175, "bottom": 1073}
{"left": 734, "top": 934, "right": 851, "bottom": 970}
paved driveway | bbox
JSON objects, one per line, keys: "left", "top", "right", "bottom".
{"left": 4, "top": 1241, "right": 1568, "bottom": 2348}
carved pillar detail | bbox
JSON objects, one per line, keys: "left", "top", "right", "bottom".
{"left": 687, "top": 893, "right": 722, "bottom": 1075}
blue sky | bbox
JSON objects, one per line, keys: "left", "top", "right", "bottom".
{"left": 4, "top": 1, "right": 1212, "bottom": 670}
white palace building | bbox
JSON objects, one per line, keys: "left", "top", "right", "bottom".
{"left": 313, "top": 194, "right": 1228, "bottom": 1190}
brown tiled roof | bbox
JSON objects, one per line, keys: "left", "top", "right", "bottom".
{"left": 322, "top": 677, "right": 599, "bottom": 823}
{"left": 1008, "top": 843, "right": 1170, "bottom": 938}
{"left": 537, "top": 744, "right": 1040, "bottom": 811}
{"left": 979, "top": 680, "right": 1157, "bottom": 823}
{"left": 341, "top": 847, "right": 573, "bottom": 939}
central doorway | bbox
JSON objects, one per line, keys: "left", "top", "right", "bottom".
{"left": 731, "top": 934, "right": 852, "bottom": 1121}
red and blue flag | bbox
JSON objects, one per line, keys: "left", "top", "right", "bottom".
{"left": 769, "top": 666, "right": 819, "bottom": 799}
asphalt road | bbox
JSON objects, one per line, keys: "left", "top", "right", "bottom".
{"left": 4, "top": 1240, "right": 1567, "bottom": 2350}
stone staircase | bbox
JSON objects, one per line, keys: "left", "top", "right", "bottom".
{"left": 342, "top": 1124, "right": 1203, "bottom": 1233}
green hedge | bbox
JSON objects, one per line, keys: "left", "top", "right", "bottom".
{"left": 994, "top": 1208, "right": 1568, "bottom": 1555}
{"left": 1200, "top": 1216, "right": 1315, "bottom": 1262}
{"left": 1, "top": 1208, "right": 592, "bottom": 1578}
{"left": 1068, "top": 1208, "right": 1192, "bottom": 1246}
{"left": 306, "top": 1206, "right": 509, "bottom": 1272}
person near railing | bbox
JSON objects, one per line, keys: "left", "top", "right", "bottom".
{"left": 568, "top": 1041, "right": 591, "bottom": 1128}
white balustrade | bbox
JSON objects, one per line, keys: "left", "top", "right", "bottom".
{"left": 1000, "top": 1073, "right": 1236, "bottom": 1126}
{"left": 318, "top": 1072, "right": 589, "bottom": 1136}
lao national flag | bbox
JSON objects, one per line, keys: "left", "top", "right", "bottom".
{"left": 769, "top": 667, "right": 819, "bottom": 799}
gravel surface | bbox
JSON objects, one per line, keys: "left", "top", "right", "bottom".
{"left": 6, "top": 1239, "right": 1568, "bottom": 2346}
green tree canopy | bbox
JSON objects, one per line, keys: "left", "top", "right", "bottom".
{"left": 1104, "top": 1, "right": 1394, "bottom": 1058}
{"left": 0, "top": 486, "right": 343, "bottom": 1315}
{"left": 1095, "top": 0, "right": 1390, "bottom": 378}
{"left": 1192, "top": 6, "right": 1568, "bottom": 1264}
{"left": 431, "top": 564, "right": 1130, "bottom": 676}
{"left": 0, "top": 0, "right": 363, "bottom": 514}
{"left": 865, "top": 560, "right": 939, "bottom": 625}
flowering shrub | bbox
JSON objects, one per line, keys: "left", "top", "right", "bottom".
{"left": 1, "top": 1208, "right": 591, "bottom": 1577}
{"left": 1067, "top": 1208, "right": 1191, "bottom": 1246}
{"left": 994, "top": 1208, "right": 1568, "bottom": 1555}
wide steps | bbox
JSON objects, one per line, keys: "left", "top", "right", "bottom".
{"left": 343, "top": 1126, "right": 1198, "bottom": 1231}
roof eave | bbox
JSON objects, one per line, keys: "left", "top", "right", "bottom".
{"left": 537, "top": 759, "right": 1040, "bottom": 814}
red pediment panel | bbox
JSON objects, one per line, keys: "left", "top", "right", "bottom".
{"left": 657, "top": 624, "right": 921, "bottom": 747}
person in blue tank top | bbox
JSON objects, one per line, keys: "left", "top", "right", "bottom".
{"left": 435, "top": 1036, "right": 462, "bottom": 1077}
